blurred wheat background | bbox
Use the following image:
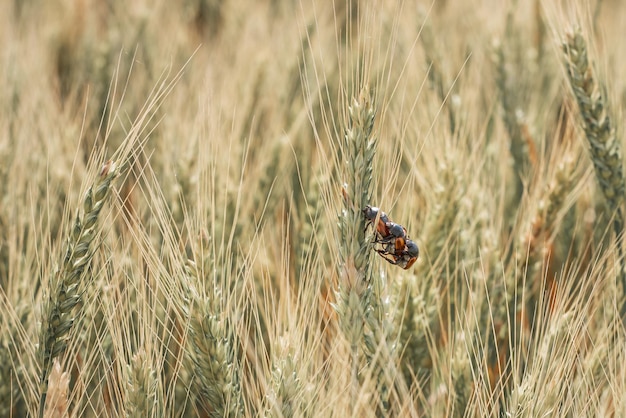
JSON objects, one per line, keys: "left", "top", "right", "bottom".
{"left": 2, "top": 0, "right": 626, "bottom": 416}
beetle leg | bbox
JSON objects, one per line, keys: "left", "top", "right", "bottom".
{"left": 375, "top": 249, "right": 400, "bottom": 265}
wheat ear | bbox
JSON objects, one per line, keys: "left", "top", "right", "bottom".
{"left": 334, "top": 89, "right": 402, "bottom": 411}
{"left": 562, "top": 28, "right": 626, "bottom": 314}
{"left": 124, "top": 348, "right": 160, "bottom": 418}
{"left": 494, "top": 38, "right": 534, "bottom": 206}
{"left": 334, "top": 88, "right": 377, "bottom": 398}
{"left": 38, "top": 160, "right": 119, "bottom": 418}
{"left": 266, "top": 335, "right": 303, "bottom": 418}
{"left": 182, "top": 260, "right": 244, "bottom": 417}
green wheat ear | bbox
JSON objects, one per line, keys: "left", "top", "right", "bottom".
{"left": 182, "top": 259, "right": 244, "bottom": 418}
{"left": 124, "top": 348, "right": 160, "bottom": 418}
{"left": 335, "top": 88, "right": 377, "bottom": 351}
{"left": 562, "top": 28, "right": 626, "bottom": 312}
{"left": 333, "top": 89, "right": 401, "bottom": 411}
{"left": 333, "top": 89, "right": 377, "bottom": 405}
{"left": 38, "top": 160, "right": 119, "bottom": 418}
{"left": 563, "top": 29, "right": 624, "bottom": 210}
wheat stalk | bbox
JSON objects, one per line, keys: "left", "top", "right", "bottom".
{"left": 335, "top": 89, "right": 376, "bottom": 341}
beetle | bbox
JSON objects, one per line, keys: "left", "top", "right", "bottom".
{"left": 376, "top": 238, "right": 419, "bottom": 270}
{"left": 363, "top": 205, "right": 419, "bottom": 269}
{"left": 375, "top": 221, "right": 407, "bottom": 254}
{"left": 363, "top": 205, "right": 391, "bottom": 237}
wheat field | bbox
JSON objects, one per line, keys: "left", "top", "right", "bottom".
{"left": 2, "top": 0, "right": 626, "bottom": 417}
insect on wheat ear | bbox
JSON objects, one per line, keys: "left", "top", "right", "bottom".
{"left": 363, "top": 205, "right": 419, "bottom": 269}
{"left": 401, "top": 239, "right": 419, "bottom": 269}
{"left": 405, "top": 240, "right": 419, "bottom": 258}
{"left": 362, "top": 205, "right": 391, "bottom": 236}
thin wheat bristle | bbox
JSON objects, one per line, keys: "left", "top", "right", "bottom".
{"left": 506, "top": 312, "right": 574, "bottom": 417}
{"left": 513, "top": 155, "right": 578, "bottom": 300}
